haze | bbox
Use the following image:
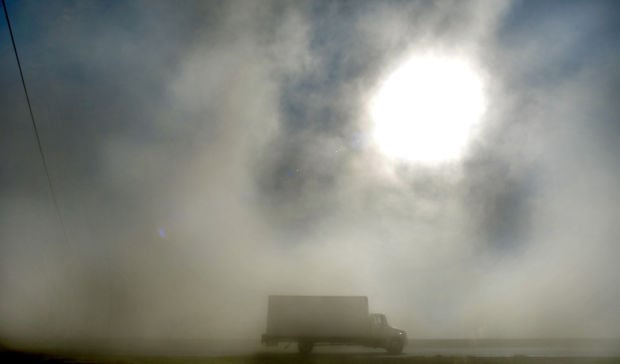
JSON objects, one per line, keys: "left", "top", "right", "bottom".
{"left": 1, "top": 0, "right": 620, "bottom": 352}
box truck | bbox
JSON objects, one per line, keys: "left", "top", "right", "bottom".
{"left": 261, "top": 295, "right": 406, "bottom": 354}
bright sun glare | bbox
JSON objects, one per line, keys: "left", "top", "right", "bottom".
{"left": 370, "top": 55, "right": 486, "bottom": 165}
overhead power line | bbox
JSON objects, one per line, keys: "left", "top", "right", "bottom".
{"left": 2, "top": 0, "right": 69, "bottom": 244}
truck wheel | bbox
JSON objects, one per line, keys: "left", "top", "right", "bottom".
{"left": 386, "top": 339, "right": 403, "bottom": 354}
{"left": 298, "top": 341, "right": 314, "bottom": 354}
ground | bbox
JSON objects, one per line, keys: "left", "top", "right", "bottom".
{"left": 2, "top": 351, "right": 620, "bottom": 364}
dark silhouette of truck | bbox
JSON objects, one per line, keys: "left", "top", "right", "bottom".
{"left": 261, "top": 295, "right": 407, "bottom": 354}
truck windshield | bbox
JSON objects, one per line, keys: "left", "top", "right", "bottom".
{"left": 371, "top": 314, "right": 388, "bottom": 326}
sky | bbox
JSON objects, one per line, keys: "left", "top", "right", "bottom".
{"left": 1, "top": 0, "right": 620, "bottom": 351}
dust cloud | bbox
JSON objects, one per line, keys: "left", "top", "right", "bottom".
{"left": 1, "top": 0, "right": 619, "bottom": 352}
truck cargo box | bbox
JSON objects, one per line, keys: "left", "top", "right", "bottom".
{"left": 266, "top": 295, "right": 370, "bottom": 338}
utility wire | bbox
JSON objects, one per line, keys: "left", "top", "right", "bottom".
{"left": 2, "top": 0, "right": 70, "bottom": 244}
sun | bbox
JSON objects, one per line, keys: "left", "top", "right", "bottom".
{"left": 369, "top": 54, "right": 486, "bottom": 165}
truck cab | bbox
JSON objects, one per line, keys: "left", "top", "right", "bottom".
{"left": 370, "top": 313, "right": 407, "bottom": 354}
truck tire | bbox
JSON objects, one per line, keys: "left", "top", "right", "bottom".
{"left": 298, "top": 341, "right": 314, "bottom": 354}
{"left": 386, "top": 338, "right": 404, "bottom": 354}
